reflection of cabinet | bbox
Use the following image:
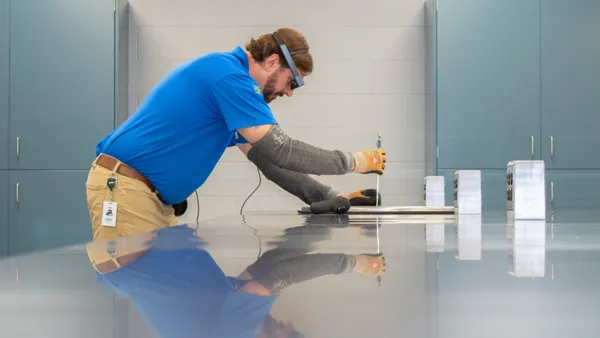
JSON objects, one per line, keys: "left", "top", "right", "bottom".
{"left": 2, "top": 253, "right": 116, "bottom": 337}
{"left": 1, "top": 0, "right": 129, "bottom": 256}
{"left": 429, "top": 0, "right": 600, "bottom": 210}
{"left": 437, "top": 250, "right": 600, "bottom": 338}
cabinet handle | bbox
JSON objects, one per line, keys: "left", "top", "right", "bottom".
{"left": 16, "top": 182, "right": 20, "bottom": 203}
{"left": 550, "top": 136, "right": 554, "bottom": 157}
{"left": 531, "top": 136, "right": 535, "bottom": 159}
{"left": 16, "top": 137, "right": 20, "bottom": 158}
{"left": 550, "top": 181, "right": 554, "bottom": 202}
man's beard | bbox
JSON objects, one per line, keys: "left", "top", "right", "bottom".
{"left": 262, "top": 72, "right": 284, "bottom": 103}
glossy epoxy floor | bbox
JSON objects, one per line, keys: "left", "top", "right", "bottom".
{"left": 1, "top": 211, "right": 600, "bottom": 338}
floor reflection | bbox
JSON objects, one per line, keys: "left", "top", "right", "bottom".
{"left": 85, "top": 215, "right": 389, "bottom": 338}
{"left": 9, "top": 210, "right": 600, "bottom": 338}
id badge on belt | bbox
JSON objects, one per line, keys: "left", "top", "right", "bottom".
{"left": 102, "top": 175, "right": 118, "bottom": 227}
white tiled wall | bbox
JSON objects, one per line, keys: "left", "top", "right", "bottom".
{"left": 127, "top": 0, "right": 428, "bottom": 221}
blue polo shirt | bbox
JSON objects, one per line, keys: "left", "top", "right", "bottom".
{"left": 96, "top": 47, "right": 277, "bottom": 204}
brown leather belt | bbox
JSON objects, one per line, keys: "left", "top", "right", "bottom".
{"left": 95, "top": 154, "right": 156, "bottom": 192}
{"left": 93, "top": 250, "right": 149, "bottom": 274}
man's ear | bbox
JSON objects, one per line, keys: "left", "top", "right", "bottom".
{"left": 263, "top": 53, "right": 281, "bottom": 71}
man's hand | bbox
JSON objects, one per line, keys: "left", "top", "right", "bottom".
{"left": 353, "top": 149, "right": 386, "bottom": 175}
{"left": 341, "top": 189, "right": 382, "bottom": 206}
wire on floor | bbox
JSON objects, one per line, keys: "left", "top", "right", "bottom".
{"left": 193, "top": 190, "right": 200, "bottom": 233}
{"left": 239, "top": 150, "right": 263, "bottom": 259}
{"left": 240, "top": 151, "right": 262, "bottom": 216}
{"left": 194, "top": 190, "right": 200, "bottom": 223}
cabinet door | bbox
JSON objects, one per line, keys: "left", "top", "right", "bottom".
{"left": 541, "top": 0, "right": 600, "bottom": 169}
{"left": 0, "top": 171, "right": 8, "bottom": 256}
{"left": 0, "top": 0, "right": 8, "bottom": 170}
{"left": 9, "top": 0, "right": 115, "bottom": 170}
{"left": 439, "top": 169, "right": 507, "bottom": 211}
{"left": 546, "top": 170, "right": 600, "bottom": 211}
{"left": 9, "top": 170, "right": 92, "bottom": 255}
{"left": 437, "top": 0, "right": 541, "bottom": 169}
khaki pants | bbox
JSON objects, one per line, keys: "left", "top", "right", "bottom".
{"left": 85, "top": 155, "right": 178, "bottom": 243}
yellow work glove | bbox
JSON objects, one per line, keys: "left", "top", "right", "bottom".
{"left": 353, "top": 149, "right": 386, "bottom": 175}
{"left": 353, "top": 253, "right": 387, "bottom": 276}
{"left": 346, "top": 189, "right": 381, "bottom": 206}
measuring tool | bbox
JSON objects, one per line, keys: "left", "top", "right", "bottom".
{"left": 375, "top": 134, "right": 382, "bottom": 207}
{"left": 375, "top": 133, "right": 382, "bottom": 287}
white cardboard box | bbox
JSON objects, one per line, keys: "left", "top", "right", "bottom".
{"left": 424, "top": 176, "right": 445, "bottom": 207}
{"left": 453, "top": 170, "right": 482, "bottom": 214}
{"left": 506, "top": 160, "right": 546, "bottom": 220}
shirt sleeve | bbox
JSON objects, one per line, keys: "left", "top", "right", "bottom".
{"left": 212, "top": 73, "right": 278, "bottom": 132}
{"left": 227, "top": 131, "right": 249, "bottom": 147}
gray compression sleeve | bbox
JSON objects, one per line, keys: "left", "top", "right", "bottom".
{"left": 247, "top": 146, "right": 339, "bottom": 204}
{"left": 249, "top": 124, "right": 355, "bottom": 175}
{"left": 249, "top": 253, "right": 355, "bottom": 295}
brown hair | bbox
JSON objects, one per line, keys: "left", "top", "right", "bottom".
{"left": 245, "top": 28, "right": 313, "bottom": 76}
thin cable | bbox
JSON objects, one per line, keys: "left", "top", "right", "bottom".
{"left": 240, "top": 151, "right": 262, "bottom": 216}
{"left": 239, "top": 150, "right": 263, "bottom": 259}
{"left": 193, "top": 190, "right": 200, "bottom": 233}
{"left": 194, "top": 190, "right": 200, "bottom": 223}
{"left": 241, "top": 214, "right": 262, "bottom": 260}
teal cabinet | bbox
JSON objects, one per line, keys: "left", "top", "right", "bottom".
{"left": 8, "top": 0, "right": 116, "bottom": 170}
{"left": 0, "top": 171, "right": 8, "bottom": 256}
{"left": 432, "top": 0, "right": 600, "bottom": 211}
{"left": 546, "top": 170, "right": 600, "bottom": 211}
{"left": 0, "top": 0, "right": 8, "bottom": 170}
{"left": 436, "top": 0, "right": 541, "bottom": 170}
{"left": 439, "top": 169, "right": 506, "bottom": 211}
{"left": 425, "top": 0, "right": 438, "bottom": 176}
{"left": 0, "top": 0, "right": 129, "bottom": 257}
{"left": 541, "top": 0, "right": 600, "bottom": 169}
{"left": 9, "top": 170, "right": 91, "bottom": 255}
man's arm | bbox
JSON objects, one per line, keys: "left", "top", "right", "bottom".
{"left": 238, "top": 144, "right": 339, "bottom": 205}
{"left": 237, "top": 124, "right": 386, "bottom": 176}
{"left": 211, "top": 73, "right": 386, "bottom": 176}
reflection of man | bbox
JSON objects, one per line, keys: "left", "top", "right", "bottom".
{"left": 238, "top": 216, "right": 386, "bottom": 297}
{"left": 87, "top": 226, "right": 281, "bottom": 338}
{"left": 86, "top": 221, "right": 385, "bottom": 338}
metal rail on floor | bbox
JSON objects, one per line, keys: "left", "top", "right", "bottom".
{"left": 297, "top": 206, "right": 455, "bottom": 215}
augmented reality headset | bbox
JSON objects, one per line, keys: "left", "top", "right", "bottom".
{"left": 272, "top": 31, "right": 308, "bottom": 90}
